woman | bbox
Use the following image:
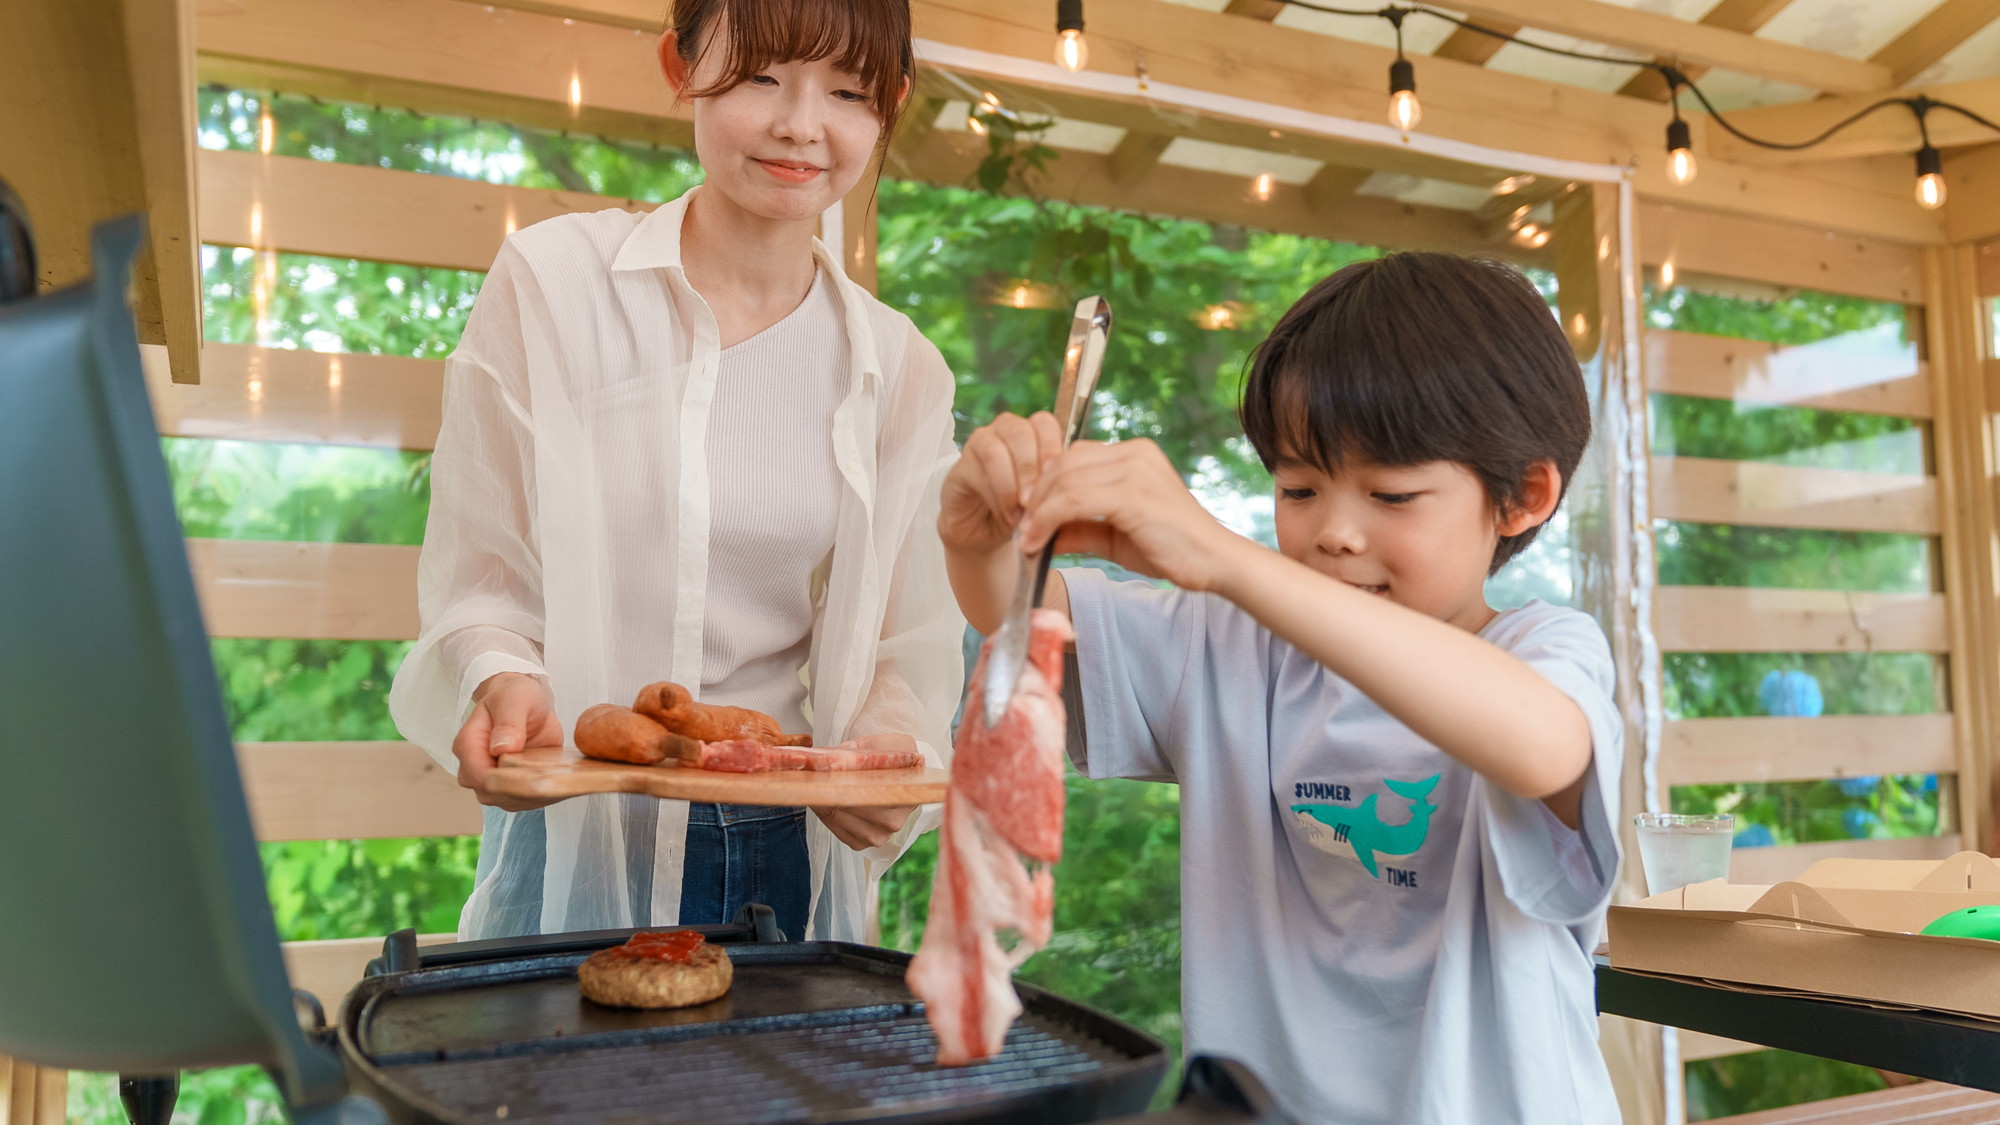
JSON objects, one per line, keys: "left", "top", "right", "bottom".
{"left": 389, "top": 0, "right": 963, "bottom": 942}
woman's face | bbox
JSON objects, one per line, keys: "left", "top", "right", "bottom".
{"left": 665, "top": 21, "right": 885, "bottom": 223}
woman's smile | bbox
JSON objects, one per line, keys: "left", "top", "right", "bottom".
{"left": 755, "top": 157, "right": 825, "bottom": 183}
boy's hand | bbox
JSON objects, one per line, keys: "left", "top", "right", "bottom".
{"left": 939, "top": 411, "right": 1065, "bottom": 554}
{"left": 939, "top": 411, "right": 1066, "bottom": 632}
{"left": 1019, "top": 439, "right": 1247, "bottom": 594}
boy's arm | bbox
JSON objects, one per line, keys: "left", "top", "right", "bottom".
{"left": 1020, "top": 440, "right": 1592, "bottom": 826}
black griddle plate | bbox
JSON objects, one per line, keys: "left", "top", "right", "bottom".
{"left": 338, "top": 940, "right": 1166, "bottom": 1125}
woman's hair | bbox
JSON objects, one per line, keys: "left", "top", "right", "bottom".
{"left": 670, "top": 0, "right": 912, "bottom": 140}
{"left": 1239, "top": 251, "right": 1593, "bottom": 572}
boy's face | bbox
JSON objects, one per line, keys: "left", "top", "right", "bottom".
{"left": 1270, "top": 455, "right": 1504, "bottom": 633}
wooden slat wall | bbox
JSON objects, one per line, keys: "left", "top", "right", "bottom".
{"left": 282, "top": 932, "right": 457, "bottom": 1008}
{"left": 1651, "top": 456, "right": 1937, "bottom": 536}
{"left": 145, "top": 342, "right": 444, "bottom": 451}
{"left": 186, "top": 538, "right": 419, "bottom": 640}
{"left": 1660, "top": 715, "right": 1955, "bottom": 786}
{"left": 1645, "top": 329, "right": 1931, "bottom": 419}
{"left": 1654, "top": 587, "right": 1947, "bottom": 653}
{"left": 239, "top": 742, "right": 480, "bottom": 840}
{"left": 1730, "top": 834, "right": 1964, "bottom": 885}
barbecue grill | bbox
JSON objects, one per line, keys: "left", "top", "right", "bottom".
{"left": 0, "top": 215, "right": 1291, "bottom": 1125}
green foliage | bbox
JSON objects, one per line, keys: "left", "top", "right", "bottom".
{"left": 1685, "top": 1051, "right": 1888, "bottom": 1121}
{"left": 261, "top": 835, "right": 480, "bottom": 942}
{"left": 168, "top": 438, "right": 430, "bottom": 545}
{"left": 1645, "top": 284, "right": 1908, "bottom": 347}
{"left": 1655, "top": 521, "right": 1932, "bottom": 592}
{"left": 1664, "top": 653, "right": 1940, "bottom": 719}
{"left": 70, "top": 1066, "right": 289, "bottom": 1125}
{"left": 201, "top": 86, "right": 704, "bottom": 202}
{"left": 204, "top": 246, "right": 481, "bottom": 359}
{"left": 1674, "top": 775, "right": 1940, "bottom": 846}
{"left": 212, "top": 639, "right": 409, "bottom": 742}
{"left": 1651, "top": 394, "right": 1923, "bottom": 475}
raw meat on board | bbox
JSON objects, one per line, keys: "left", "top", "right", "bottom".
{"left": 575, "top": 704, "right": 922, "bottom": 772}
{"left": 907, "top": 608, "right": 1071, "bottom": 1066}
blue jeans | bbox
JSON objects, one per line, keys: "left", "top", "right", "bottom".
{"left": 678, "top": 803, "right": 810, "bottom": 941}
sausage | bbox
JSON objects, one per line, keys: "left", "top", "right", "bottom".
{"left": 631, "top": 682, "right": 812, "bottom": 747}
{"left": 575, "top": 704, "right": 701, "bottom": 765}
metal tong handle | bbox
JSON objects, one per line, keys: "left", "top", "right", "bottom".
{"left": 979, "top": 296, "right": 1112, "bottom": 730}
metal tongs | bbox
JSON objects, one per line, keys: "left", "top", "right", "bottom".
{"left": 978, "top": 295, "right": 1113, "bottom": 730}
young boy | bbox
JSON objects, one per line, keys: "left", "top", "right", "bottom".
{"left": 938, "top": 252, "right": 1622, "bottom": 1123}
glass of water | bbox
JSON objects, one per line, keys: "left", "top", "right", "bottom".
{"left": 1633, "top": 813, "right": 1734, "bottom": 895}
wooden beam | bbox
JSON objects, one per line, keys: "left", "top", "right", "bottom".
{"left": 1654, "top": 586, "right": 1947, "bottom": 653}
{"left": 187, "top": 538, "right": 419, "bottom": 640}
{"left": 239, "top": 741, "right": 481, "bottom": 840}
{"left": 1645, "top": 328, "right": 1931, "bottom": 419}
{"left": 5, "top": 0, "right": 204, "bottom": 382}
{"left": 1107, "top": 130, "right": 1174, "bottom": 187}
{"left": 0, "top": 1058, "right": 65, "bottom": 1125}
{"left": 1709, "top": 74, "right": 2000, "bottom": 164}
{"left": 1923, "top": 244, "right": 2000, "bottom": 856}
{"left": 1615, "top": 0, "right": 1798, "bottom": 102}
{"left": 1942, "top": 144, "right": 2000, "bottom": 244}
{"left": 1660, "top": 714, "right": 1955, "bottom": 786}
{"left": 1442, "top": 0, "right": 1888, "bottom": 94}
{"left": 200, "top": 147, "right": 653, "bottom": 271}
{"left": 282, "top": 933, "right": 457, "bottom": 1009}
{"left": 1651, "top": 456, "right": 1938, "bottom": 536}
{"left": 1982, "top": 240, "right": 2000, "bottom": 297}
{"left": 1429, "top": 21, "right": 1518, "bottom": 67}
{"left": 1552, "top": 186, "right": 1601, "bottom": 360}
{"left": 1637, "top": 199, "right": 1924, "bottom": 305}
{"left": 144, "top": 342, "right": 445, "bottom": 451}
{"left": 199, "top": 0, "right": 694, "bottom": 144}
{"left": 1221, "top": 0, "right": 1284, "bottom": 18}
{"left": 1303, "top": 164, "right": 1373, "bottom": 214}
{"left": 1730, "top": 833, "right": 1963, "bottom": 884}
{"left": 1872, "top": 0, "right": 2000, "bottom": 87}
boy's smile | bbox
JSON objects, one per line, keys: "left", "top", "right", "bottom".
{"left": 1271, "top": 455, "right": 1508, "bottom": 634}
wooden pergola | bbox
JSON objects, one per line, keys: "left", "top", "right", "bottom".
{"left": 7, "top": 1, "right": 2000, "bottom": 1122}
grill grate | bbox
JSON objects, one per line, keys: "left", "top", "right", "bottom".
{"left": 384, "top": 1011, "right": 1121, "bottom": 1124}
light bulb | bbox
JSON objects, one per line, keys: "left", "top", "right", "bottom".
{"left": 1659, "top": 260, "right": 1677, "bottom": 288}
{"left": 1055, "top": 0, "right": 1087, "bottom": 72}
{"left": 1915, "top": 145, "right": 1946, "bottom": 210}
{"left": 1668, "top": 147, "right": 1697, "bottom": 186}
{"left": 1056, "top": 29, "right": 1088, "bottom": 71}
{"left": 1665, "top": 118, "right": 1696, "bottom": 186}
{"left": 259, "top": 108, "right": 275, "bottom": 155}
{"left": 1251, "top": 172, "right": 1275, "bottom": 202}
{"left": 1387, "top": 58, "right": 1420, "bottom": 135}
{"left": 1917, "top": 172, "right": 1947, "bottom": 210}
{"left": 967, "top": 112, "right": 988, "bottom": 136}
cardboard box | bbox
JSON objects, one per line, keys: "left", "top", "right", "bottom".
{"left": 1608, "top": 851, "right": 2000, "bottom": 1020}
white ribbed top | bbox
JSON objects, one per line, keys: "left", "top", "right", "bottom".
{"left": 698, "top": 269, "right": 844, "bottom": 734}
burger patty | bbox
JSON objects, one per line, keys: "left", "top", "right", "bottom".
{"left": 576, "top": 940, "right": 733, "bottom": 1009}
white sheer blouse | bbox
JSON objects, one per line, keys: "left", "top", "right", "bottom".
{"left": 388, "top": 187, "right": 966, "bottom": 941}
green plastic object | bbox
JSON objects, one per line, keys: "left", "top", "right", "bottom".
{"left": 1919, "top": 905, "right": 2000, "bottom": 941}
{"left": 0, "top": 216, "right": 380, "bottom": 1123}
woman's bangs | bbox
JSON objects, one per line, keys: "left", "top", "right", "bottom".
{"left": 691, "top": 0, "right": 908, "bottom": 123}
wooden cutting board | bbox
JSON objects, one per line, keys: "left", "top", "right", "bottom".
{"left": 486, "top": 747, "right": 950, "bottom": 807}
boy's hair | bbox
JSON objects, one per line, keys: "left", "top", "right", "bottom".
{"left": 1240, "top": 252, "right": 1592, "bottom": 572}
{"left": 671, "top": 0, "right": 912, "bottom": 139}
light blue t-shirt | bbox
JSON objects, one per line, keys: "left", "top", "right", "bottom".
{"left": 1061, "top": 567, "right": 1624, "bottom": 1125}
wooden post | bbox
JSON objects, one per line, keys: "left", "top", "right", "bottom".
{"left": 0, "top": 1058, "right": 67, "bottom": 1125}
{"left": 1569, "top": 179, "right": 1669, "bottom": 1125}
{"left": 840, "top": 151, "right": 883, "bottom": 296}
{"left": 1923, "top": 243, "right": 2000, "bottom": 855}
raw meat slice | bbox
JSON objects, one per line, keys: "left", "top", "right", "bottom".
{"left": 906, "top": 608, "right": 1071, "bottom": 1066}
{"left": 694, "top": 739, "right": 924, "bottom": 773}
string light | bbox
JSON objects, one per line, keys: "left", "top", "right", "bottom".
{"left": 1491, "top": 174, "right": 1535, "bottom": 195}
{"left": 1664, "top": 72, "right": 1696, "bottom": 186}
{"left": 1055, "top": 0, "right": 1088, "bottom": 72}
{"left": 259, "top": 107, "right": 275, "bottom": 155}
{"left": 1196, "top": 302, "right": 1242, "bottom": 330}
{"left": 1251, "top": 171, "right": 1276, "bottom": 201}
{"left": 568, "top": 73, "right": 582, "bottom": 115}
{"left": 1259, "top": 2, "right": 2000, "bottom": 212}
{"left": 1385, "top": 10, "right": 1420, "bottom": 136}
{"left": 1659, "top": 259, "right": 1677, "bottom": 288}
{"left": 967, "top": 112, "right": 989, "bottom": 136}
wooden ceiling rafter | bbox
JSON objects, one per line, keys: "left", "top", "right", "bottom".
{"left": 1615, "top": 0, "right": 1800, "bottom": 103}
{"left": 1429, "top": 21, "right": 1519, "bottom": 67}
{"left": 195, "top": 0, "right": 1949, "bottom": 243}
{"left": 1871, "top": 0, "right": 2000, "bottom": 88}
{"left": 1710, "top": 73, "right": 2000, "bottom": 162}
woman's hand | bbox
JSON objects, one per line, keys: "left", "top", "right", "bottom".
{"left": 452, "top": 671, "right": 566, "bottom": 812}
{"left": 1019, "top": 439, "right": 1250, "bottom": 594}
{"left": 813, "top": 733, "right": 921, "bottom": 850}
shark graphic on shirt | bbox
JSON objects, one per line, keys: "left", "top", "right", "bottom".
{"left": 1291, "top": 774, "right": 1440, "bottom": 878}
